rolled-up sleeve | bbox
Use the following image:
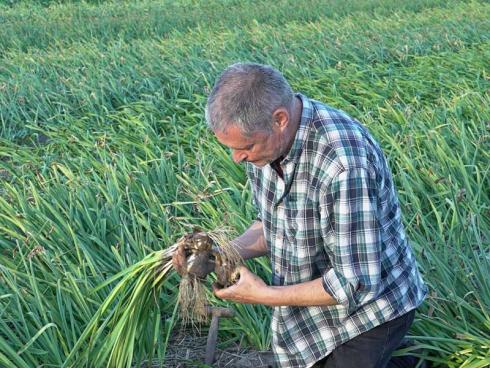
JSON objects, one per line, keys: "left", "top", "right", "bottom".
{"left": 320, "top": 167, "right": 382, "bottom": 313}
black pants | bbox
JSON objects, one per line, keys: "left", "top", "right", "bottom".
{"left": 313, "top": 309, "right": 417, "bottom": 368}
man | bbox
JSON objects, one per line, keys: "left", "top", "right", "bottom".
{"left": 175, "top": 63, "right": 428, "bottom": 368}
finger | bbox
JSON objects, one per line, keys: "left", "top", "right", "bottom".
{"left": 213, "top": 283, "right": 235, "bottom": 299}
{"left": 173, "top": 242, "right": 185, "bottom": 260}
{"left": 213, "top": 284, "right": 227, "bottom": 299}
{"left": 211, "top": 282, "right": 222, "bottom": 293}
{"left": 172, "top": 248, "right": 183, "bottom": 264}
{"left": 177, "top": 241, "right": 186, "bottom": 254}
{"left": 172, "top": 243, "right": 187, "bottom": 275}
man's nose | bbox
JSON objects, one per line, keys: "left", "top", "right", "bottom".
{"left": 231, "top": 150, "right": 247, "bottom": 164}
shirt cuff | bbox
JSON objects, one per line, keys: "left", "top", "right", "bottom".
{"left": 322, "top": 267, "right": 358, "bottom": 314}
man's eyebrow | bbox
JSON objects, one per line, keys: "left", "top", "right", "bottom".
{"left": 228, "top": 143, "right": 254, "bottom": 150}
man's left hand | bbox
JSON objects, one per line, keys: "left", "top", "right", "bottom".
{"left": 212, "top": 265, "right": 268, "bottom": 304}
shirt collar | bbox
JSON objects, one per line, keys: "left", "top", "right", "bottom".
{"left": 281, "top": 93, "right": 313, "bottom": 165}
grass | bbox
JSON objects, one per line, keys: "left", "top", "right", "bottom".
{"left": 1, "top": 1, "right": 488, "bottom": 140}
{"left": 0, "top": 0, "right": 461, "bottom": 55}
{"left": 0, "top": 0, "right": 489, "bottom": 367}
{"left": 64, "top": 247, "right": 176, "bottom": 368}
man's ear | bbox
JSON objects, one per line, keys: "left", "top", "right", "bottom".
{"left": 272, "top": 107, "right": 289, "bottom": 130}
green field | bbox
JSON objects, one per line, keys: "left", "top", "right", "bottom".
{"left": 0, "top": 0, "right": 489, "bottom": 367}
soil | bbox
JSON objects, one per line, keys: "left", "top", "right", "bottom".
{"left": 145, "top": 331, "right": 274, "bottom": 368}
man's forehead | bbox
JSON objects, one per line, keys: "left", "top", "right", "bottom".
{"left": 215, "top": 125, "right": 267, "bottom": 148}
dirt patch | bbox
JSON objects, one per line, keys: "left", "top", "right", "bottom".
{"left": 151, "top": 332, "right": 274, "bottom": 368}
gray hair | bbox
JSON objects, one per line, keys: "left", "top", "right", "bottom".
{"left": 205, "top": 63, "right": 294, "bottom": 135}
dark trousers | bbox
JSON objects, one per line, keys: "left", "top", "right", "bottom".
{"left": 313, "top": 309, "right": 418, "bottom": 368}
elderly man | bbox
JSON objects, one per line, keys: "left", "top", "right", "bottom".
{"left": 176, "top": 63, "right": 428, "bottom": 368}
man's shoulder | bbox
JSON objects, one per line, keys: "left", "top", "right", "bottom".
{"left": 304, "top": 98, "right": 380, "bottom": 172}
{"left": 307, "top": 98, "right": 365, "bottom": 140}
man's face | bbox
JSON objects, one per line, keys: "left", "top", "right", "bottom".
{"left": 214, "top": 124, "right": 283, "bottom": 167}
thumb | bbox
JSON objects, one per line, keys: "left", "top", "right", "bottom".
{"left": 211, "top": 282, "right": 221, "bottom": 294}
{"left": 212, "top": 282, "right": 232, "bottom": 299}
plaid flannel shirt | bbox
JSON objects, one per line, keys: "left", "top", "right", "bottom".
{"left": 246, "top": 94, "right": 427, "bottom": 368}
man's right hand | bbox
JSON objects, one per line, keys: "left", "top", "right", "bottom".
{"left": 171, "top": 240, "right": 188, "bottom": 276}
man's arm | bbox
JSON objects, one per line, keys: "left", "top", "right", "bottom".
{"left": 215, "top": 167, "right": 382, "bottom": 308}
{"left": 230, "top": 220, "right": 268, "bottom": 260}
{"left": 215, "top": 221, "right": 338, "bottom": 306}
{"left": 213, "top": 266, "right": 338, "bottom": 307}
{"left": 215, "top": 218, "right": 338, "bottom": 307}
